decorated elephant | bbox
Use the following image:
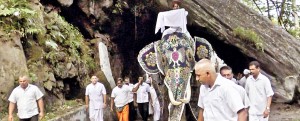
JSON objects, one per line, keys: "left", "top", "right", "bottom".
{"left": 137, "top": 32, "right": 225, "bottom": 120}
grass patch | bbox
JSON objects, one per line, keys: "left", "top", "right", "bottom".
{"left": 233, "top": 27, "right": 264, "bottom": 51}
{"left": 42, "top": 99, "right": 84, "bottom": 121}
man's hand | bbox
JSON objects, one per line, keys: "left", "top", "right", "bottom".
{"left": 39, "top": 112, "right": 44, "bottom": 120}
{"left": 134, "top": 102, "right": 138, "bottom": 108}
{"left": 8, "top": 114, "right": 13, "bottom": 121}
{"left": 263, "top": 109, "right": 270, "bottom": 118}
{"left": 110, "top": 106, "right": 114, "bottom": 112}
{"left": 103, "top": 103, "right": 107, "bottom": 108}
{"left": 138, "top": 78, "right": 143, "bottom": 84}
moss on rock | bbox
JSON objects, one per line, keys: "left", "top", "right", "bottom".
{"left": 233, "top": 27, "right": 264, "bottom": 51}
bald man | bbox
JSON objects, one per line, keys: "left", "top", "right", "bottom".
{"left": 8, "top": 76, "right": 44, "bottom": 121}
{"left": 195, "top": 59, "right": 247, "bottom": 121}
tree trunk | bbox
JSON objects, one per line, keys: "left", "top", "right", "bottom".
{"left": 156, "top": 0, "right": 300, "bottom": 102}
{"left": 292, "top": 0, "right": 299, "bottom": 28}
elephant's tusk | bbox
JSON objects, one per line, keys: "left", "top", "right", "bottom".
{"left": 186, "top": 78, "right": 191, "bottom": 102}
{"left": 168, "top": 89, "right": 182, "bottom": 105}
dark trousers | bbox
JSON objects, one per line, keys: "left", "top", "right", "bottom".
{"left": 19, "top": 114, "right": 38, "bottom": 121}
{"left": 138, "top": 102, "right": 149, "bottom": 121}
{"left": 128, "top": 101, "right": 136, "bottom": 121}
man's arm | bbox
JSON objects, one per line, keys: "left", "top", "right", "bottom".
{"left": 103, "top": 94, "right": 107, "bottom": 108}
{"left": 8, "top": 102, "right": 15, "bottom": 121}
{"left": 263, "top": 96, "right": 273, "bottom": 118}
{"left": 85, "top": 95, "right": 89, "bottom": 112}
{"left": 148, "top": 92, "right": 152, "bottom": 105}
{"left": 37, "top": 98, "right": 44, "bottom": 120}
{"left": 197, "top": 108, "right": 204, "bottom": 121}
{"left": 110, "top": 97, "right": 115, "bottom": 112}
{"left": 132, "top": 80, "right": 143, "bottom": 92}
{"left": 133, "top": 93, "right": 138, "bottom": 107}
{"left": 237, "top": 108, "right": 247, "bottom": 121}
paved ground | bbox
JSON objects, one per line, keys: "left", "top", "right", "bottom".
{"left": 269, "top": 102, "right": 300, "bottom": 121}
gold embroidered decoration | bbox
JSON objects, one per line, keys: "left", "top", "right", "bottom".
{"left": 145, "top": 52, "right": 157, "bottom": 67}
{"left": 197, "top": 45, "right": 208, "bottom": 59}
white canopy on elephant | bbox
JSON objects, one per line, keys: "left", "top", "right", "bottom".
{"left": 155, "top": 8, "right": 191, "bottom": 38}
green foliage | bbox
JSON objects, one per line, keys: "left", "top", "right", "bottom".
{"left": 29, "top": 72, "right": 37, "bottom": 82}
{"left": 233, "top": 27, "right": 264, "bottom": 51}
{"left": 288, "top": 29, "right": 300, "bottom": 39}
{"left": 0, "top": 0, "right": 45, "bottom": 37}
{"left": 42, "top": 100, "right": 84, "bottom": 121}
{"left": 41, "top": 12, "right": 96, "bottom": 72}
{"left": 82, "top": 54, "right": 96, "bottom": 70}
{"left": 43, "top": 12, "right": 83, "bottom": 61}
{"left": 112, "top": 0, "right": 126, "bottom": 14}
{"left": 241, "top": 0, "right": 300, "bottom": 39}
{"left": 45, "top": 51, "right": 59, "bottom": 65}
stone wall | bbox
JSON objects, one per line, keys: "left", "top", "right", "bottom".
{"left": 49, "top": 106, "right": 88, "bottom": 121}
{"left": 49, "top": 105, "right": 118, "bottom": 121}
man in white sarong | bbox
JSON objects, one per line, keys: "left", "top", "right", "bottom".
{"left": 147, "top": 76, "right": 161, "bottom": 121}
{"left": 124, "top": 77, "right": 137, "bottom": 121}
{"left": 85, "top": 76, "right": 107, "bottom": 121}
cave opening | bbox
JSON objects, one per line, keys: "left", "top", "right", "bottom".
{"left": 112, "top": 7, "right": 255, "bottom": 80}
{"left": 188, "top": 26, "right": 254, "bottom": 75}
{"left": 111, "top": 7, "right": 161, "bottom": 82}
{"left": 63, "top": 77, "right": 82, "bottom": 100}
{"left": 39, "top": 0, "right": 255, "bottom": 78}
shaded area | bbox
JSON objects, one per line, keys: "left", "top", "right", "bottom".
{"left": 63, "top": 77, "right": 82, "bottom": 100}
{"left": 41, "top": 0, "right": 95, "bottom": 39}
{"left": 111, "top": 7, "right": 161, "bottom": 82}
{"left": 188, "top": 25, "right": 254, "bottom": 74}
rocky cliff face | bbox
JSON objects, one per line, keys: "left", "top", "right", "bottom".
{"left": 0, "top": 32, "right": 28, "bottom": 109}
{"left": 0, "top": 0, "right": 121, "bottom": 115}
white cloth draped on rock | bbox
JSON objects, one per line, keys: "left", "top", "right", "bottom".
{"left": 98, "top": 42, "right": 116, "bottom": 88}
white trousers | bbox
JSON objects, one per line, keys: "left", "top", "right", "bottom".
{"left": 89, "top": 108, "right": 103, "bottom": 121}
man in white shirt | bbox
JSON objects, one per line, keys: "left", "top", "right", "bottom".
{"left": 220, "top": 66, "right": 251, "bottom": 110}
{"left": 111, "top": 77, "right": 142, "bottom": 121}
{"left": 195, "top": 59, "right": 247, "bottom": 121}
{"left": 147, "top": 76, "right": 160, "bottom": 121}
{"left": 245, "top": 61, "right": 274, "bottom": 121}
{"left": 124, "top": 77, "right": 137, "bottom": 121}
{"left": 85, "top": 76, "right": 107, "bottom": 121}
{"left": 220, "top": 65, "right": 238, "bottom": 84}
{"left": 8, "top": 75, "right": 44, "bottom": 121}
{"left": 239, "top": 69, "right": 250, "bottom": 88}
{"left": 135, "top": 76, "right": 151, "bottom": 121}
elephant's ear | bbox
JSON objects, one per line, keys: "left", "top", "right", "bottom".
{"left": 137, "top": 42, "right": 160, "bottom": 74}
{"left": 194, "top": 37, "right": 213, "bottom": 62}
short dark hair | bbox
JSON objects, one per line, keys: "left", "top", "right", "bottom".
{"left": 220, "top": 66, "right": 232, "bottom": 72}
{"left": 124, "top": 77, "right": 130, "bottom": 80}
{"left": 249, "top": 61, "right": 260, "bottom": 68}
{"left": 117, "top": 77, "right": 123, "bottom": 81}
